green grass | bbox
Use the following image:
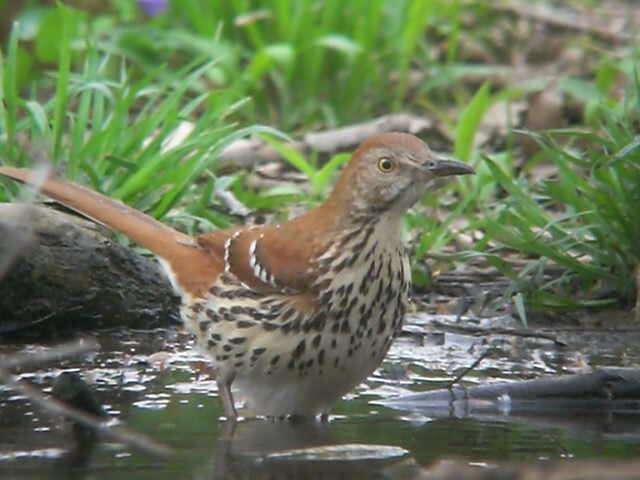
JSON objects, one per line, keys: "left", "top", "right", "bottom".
{"left": 478, "top": 80, "right": 640, "bottom": 310}
{"left": 0, "top": 7, "right": 283, "bottom": 232}
{"left": 0, "top": 0, "right": 472, "bottom": 220}
{"left": 5, "top": 0, "right": 469, "bottom": 130}
{"left": 265, "top": 137, "right": 350, "bottom": 200}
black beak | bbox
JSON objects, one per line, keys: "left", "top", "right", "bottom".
{"left": 427, "top": 157, "right": 475, "bottom": 177}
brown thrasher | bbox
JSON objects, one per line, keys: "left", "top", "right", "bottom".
{"left": 0, "top": 133, "right": 473, "bottom": 418}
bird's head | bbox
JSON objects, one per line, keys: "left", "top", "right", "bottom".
{"left": 328, "top": 132, "right": 474, "bottom": 219}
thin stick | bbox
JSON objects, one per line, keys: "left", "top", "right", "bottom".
{"left": 0, "top": 338, "right": 99, "bottom": 370}
{"left": 428, "top": 320, "right": 567, "bottom": 347}
{"left": 0, "top": 368, "right": 173, "bottom": 458}
{"left": 495, "top": 0, "right": 630, "bottom": 43}
{"left": 218, "top": 113, "right": 433, "bottom": 169}
{"left": 445, "top": 349, "right": 494, "bottom": 389}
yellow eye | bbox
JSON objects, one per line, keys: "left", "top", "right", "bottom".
{"left": 377, "top": 157, "right": 395, "bottom": 173}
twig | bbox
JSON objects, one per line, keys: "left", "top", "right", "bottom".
{"left": 302, "top": 114, "right": 432, "bottom": 153}
{"left": 218, "top": 113, "right": 433, "bottom": 169}
{"left": 0, "top": 368, "right": 173, "bottom": 458}
{"left": 0, "top": 338, "right": 99, "bottom": 370}
{"left": 0, "top": 339, "right": 173, "bottom": 458}
{"left": 427, "top": 320, "right": 567, "bottom": 347}
{"left": 495, "top": 0, "right": 631, "bottom": 43}
{"left": 214, "top": 188, "right": 252, "bottom": 218}
{"left": 446, "top": 348, "right": 494, "bottom": 389}
{"left": 634, "top": 265, "right": 640, "bottom": 321}
{"left": 0, "top": 305, "right": 86, "bottom": 335}
{"left": 539, "top": 327, "right": 640, "bottom": 334}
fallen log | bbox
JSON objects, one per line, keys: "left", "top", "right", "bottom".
{"left": 0, "top": 203, "right": 180, "bottom": 336}
{"left": 380, "top": 367, "right": 640, "bottom": 415}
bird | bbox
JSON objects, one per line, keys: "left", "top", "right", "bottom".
{"left": 0, "top": 132, "right": 474, "bottom": 418}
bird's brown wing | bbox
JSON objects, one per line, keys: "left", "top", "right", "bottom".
{"left": 0, "top": 167, "right": 222, "bottom": 298}
{"left": 198, "top": 200, "right": 336, "bottom": 297}
{"left": 197, "top": 221, "right": 318, "bottom": 295}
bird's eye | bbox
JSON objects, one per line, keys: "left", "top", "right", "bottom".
{"left": 377, "top": 157, "right": 395, "bottom": 173}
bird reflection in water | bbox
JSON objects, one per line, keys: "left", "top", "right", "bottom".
{"left": 203, "top": 417, "right": 413, "bottom": 480}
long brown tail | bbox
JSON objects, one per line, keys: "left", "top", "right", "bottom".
{"left": 0, "top": 167, "right": 222, "bottom": 297}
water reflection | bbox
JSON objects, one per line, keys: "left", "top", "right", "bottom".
{"left": 199, "top": 419, "right": 410, "bottom": 480}
{"left": 2, "top": 326, "right": 640, "bottom": 479}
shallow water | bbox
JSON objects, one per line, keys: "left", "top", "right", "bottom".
{"left": 2, "top": 314, "right": 640, "bottom": 479}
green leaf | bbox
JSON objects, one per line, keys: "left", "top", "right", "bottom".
{"left": 2, "top": 22, "right": 20, "bottom": 160}
{"left": 152, "top": 125, "right": 286, "bottom": 218}
{"left": 314, "top": 153, "right": 350, "bottom": 193}
{"left": 51, "top": 4, "right": 74, "bottom": 163}
{"left": 513, "top": 292, "right": 528, "bottom": 328}
{"left": 22, "top": 100, "right": 50, "bottom": 137}
{"left": 264, "top": 138, "right": 316, "bottom": 179}
{"left": 454, "top": 82, "right": 492, "bottom": 162}
{"left": 35, "top": 6, "right": 80, "bottom": 63}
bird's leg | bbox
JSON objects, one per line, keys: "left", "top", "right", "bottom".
{"left": 217, "top": 373, "right": 237, "bottom": 420}
{"left": 213, "top": 414, "right": 237, "bottom": 477}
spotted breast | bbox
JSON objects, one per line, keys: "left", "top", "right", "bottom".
{"left": 183, "top": 213, "right": 410, "bottom": 417}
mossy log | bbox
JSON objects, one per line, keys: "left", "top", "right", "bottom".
{"left": 0, "top": 203, "right": 180, "bottom": 336}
